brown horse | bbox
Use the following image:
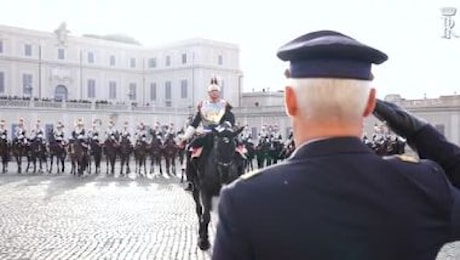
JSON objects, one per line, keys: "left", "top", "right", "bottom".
{"left": 68, "top": 140, "right": 89, "bottom": 177}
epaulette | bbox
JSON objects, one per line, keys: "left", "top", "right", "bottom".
{"left": 384, "top": 154, "right": 419, "bottom": 164}
{"left": 240, "top": 169, "right": 263, "bottom": 181}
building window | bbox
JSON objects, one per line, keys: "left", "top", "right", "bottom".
{"left": 0, "top": 40, "right": 3, "bottom": 53}
{"left": 24, "top": 44, "right": 32, "bottom": 56}
{"left": 88, "top": 52, "right": 94, "bottom": 64}
{"left": 0, "top": 72, "right": 4, "bottom": 93}
{"left": 218, "top": 55, "right": 223, "bottom": 65}
{"left": 180, "top": 80, "right": 187, "bottom": 98}
{"left": 129, "top": 83, "right": 137, "bottom": 100}
{"left": 165, "top": 81, "right": 172, "bottom": 99}
{"left": 58, "top": 48, "right": 65, "bottom": 60}
{"left": 148, "top": 58, "right": 156, "bottom": 68}
{"left": 87, "top": 79, "right": 96, "bottom": 98}
{"left": 165, "top": 100, "right": 172, "bottom": 107}
{"left": 110, "top": 55, "right": 116, "bottom": 66}
{"left": 165, "top": 56, "right": 171, "bottom": 66}
{"left": 181, "top": 53, "right": 187, "bottom": 64}
{"left": 150, "top": 83, "right": 157, "bottom": 101}
{"left": 22, "top": 74, "right": 33, "bottom": 95}
{"left": 130, "top": 58, "right": 136, "bottom": 68}
{"left": 109, "top": 81, "right": 117, "bottom": 99}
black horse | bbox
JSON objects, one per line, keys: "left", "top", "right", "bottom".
{"left": 0, "top": 137, "right": 9, "bottom": 173}
{"left": 48, "top": 133, "right": 67, "bottom": 174}
{"left": 89, "top": 138, "right": 103, "bottom": 174}
{"left": 163, "top": 134, "right": 178, "bottom": 176}
{"left": 26, "top": 138, "right": 47, "bottom": 174}
{"left": 189, "top": 122, "right": 244, "bottom": 250}
{"left": 103, "top": 138, "right": 118, "bottom": 176}
{"left": 134, "top": 139, "right": 149, "bottom": 176}
{"left": 255, "top": 136, "right": 271, "bottom": 169}
{"left": 12, "top": 139, "right": 27, "bottom": 174}
{"left": 149, "top": 136, "right": 163, "bottom": 176}
{"left": 119, "top": 135, "right": 132, "bottom": 176}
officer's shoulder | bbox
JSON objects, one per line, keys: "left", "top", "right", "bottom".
{"left": 240, "top": 169, "right": 264, "bottom": 181}
{"left": 383, "top": 154, "right": 442, "bottom": 173}
{"left": 383, "top": 154, "right": 420, "bottom": 164}
{"left": 238, "top": 163, "right": 284, "bottom": 182}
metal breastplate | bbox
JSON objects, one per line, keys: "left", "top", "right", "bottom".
{"left": 200, "top": 100, "right": 226, "bottom": 127}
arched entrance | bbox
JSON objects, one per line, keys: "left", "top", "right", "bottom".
{"left": 54, "top": 85, "right": 68, "bottom": 101}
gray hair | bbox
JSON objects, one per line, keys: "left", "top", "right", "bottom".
{"left": 288, "top": 78, "right": 372, "bottom": 122}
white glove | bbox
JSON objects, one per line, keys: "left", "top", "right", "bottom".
{"left": 181, "top": 126, "right": 196, "bottom": 141}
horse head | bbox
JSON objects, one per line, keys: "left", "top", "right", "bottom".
{"left": 212, "top": 123, "right": 244, "bottom": 166}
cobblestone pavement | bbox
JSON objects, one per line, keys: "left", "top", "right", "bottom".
{"left": 0, "top": 164, "right": 216, "bottom": 260}
{"left": 0, "top": 161, "right": 459, "bottom": 259}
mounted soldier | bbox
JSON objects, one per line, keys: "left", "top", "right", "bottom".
{"left": 0, "top": 120, "right": 8, "bottom": 142}
{"left": 177, "top": 77, "right": 236, "bottom": 190}
{"left": 120, "top": 121, "right": 131, "bottom": 139}
{"left": 87, "top": 119, "right": 101, "bottom": 144}
{"left": 53, "top": 121, "right": 66, "bottom": 145}
{"left": 30, "top": 119, "right": 45, "bottom": 143}
{"left": 72, "top": 118, "right": 88, "bottom": 149}
{"left": 135, "top": 122, "right": 147, "bottom": 143}
{"left": 150, "top": 121, "right": 163, "bottom": 140}
{"left": 14, "top": 118, "right": 27, "bottom": 145}
{"left": 105, "top": 120, "right": 119, "bottom": 144}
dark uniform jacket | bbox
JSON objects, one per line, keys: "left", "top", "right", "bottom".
{"left": 213, "top": 137, "right": 460, "bottom": 260}
{"left": 410, "top": 124, "right": 460, "bottom": 189}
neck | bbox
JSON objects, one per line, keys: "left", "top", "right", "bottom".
{"left": 293, "top": 119, "right": 363, "bottom": 146}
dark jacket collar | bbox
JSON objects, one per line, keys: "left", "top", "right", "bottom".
{"left": 289, "top": 137, "right": 374, "bottom": 160}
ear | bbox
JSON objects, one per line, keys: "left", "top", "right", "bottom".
{"left": 284, "top": 86, "right": 297, "bottom": 117}
{"left": 233, "top": 126, "right": 245, "bottom": 137}
{"left": 363, "top": 88, "right": 376, "bottom": 117}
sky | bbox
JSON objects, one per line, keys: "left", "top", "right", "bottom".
{"left": 2, "top": 0, "right": 460, "bottom": 99}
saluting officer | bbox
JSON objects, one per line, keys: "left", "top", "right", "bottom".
{"left": 213, "top": 30, "right": 460, "bottom": 260}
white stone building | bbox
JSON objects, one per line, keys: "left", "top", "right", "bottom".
{"left": 0, "top": 23, "right": 243, "bottom": 108}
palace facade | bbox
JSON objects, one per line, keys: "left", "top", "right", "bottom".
{"left": 0, "top": 23, "right": 242, "bottom": 108}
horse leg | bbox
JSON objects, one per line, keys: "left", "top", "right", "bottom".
{"left": 197, "top": 192, "right": 212, "bottom": 250}
{"left": 159, "top": 157, "right": 163, "bottom": 175}
{"left": 49, "top": 155, "right": 54, "bottom": 174}
{"left": 119, "top": 156, "right": 124, "bottom": 176}
{"left": 111, "top": 157, "right": 115, "bottom": 176}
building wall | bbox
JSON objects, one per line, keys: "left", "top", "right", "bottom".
{"left": 0, "top": 24, "right": 242, "bottom": 108}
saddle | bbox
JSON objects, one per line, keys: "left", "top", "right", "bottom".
{"left": 190, "top": 147, "right": 203, "bottom": 158}
{"left": 190, "top": 145, "right": 248, "bottom": 159}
